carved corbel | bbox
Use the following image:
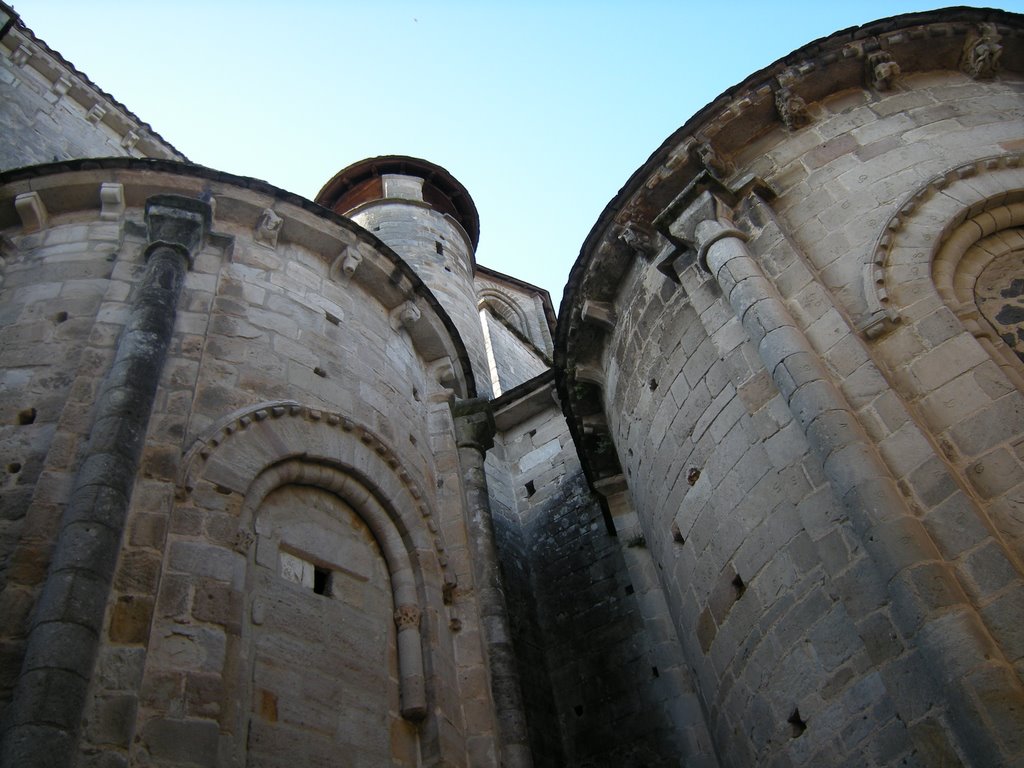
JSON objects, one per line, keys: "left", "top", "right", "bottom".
{"left": 858, "top": 259, "right": 901, "bottom": 340}
{"left": 99, "top": 183, "right": 125, "bottom": 221}
{"left": 51, "top": 76, "right": 73, "bottom": 99}
{"left": 121, "top": 130, "right": 140, "bottom": 150}
{"left": 14, "top": 192, "right": 48, "bottom": 233}
{"left": 85, "top": 104, "right": 107, "bottom": 125}
{"left": 668, "top": 188, "right": 735, "bottom": 248}
{"left": 618, "top": 224, "right": 656, "bottom": 261}
{"left": 691, "top": 142, "right": 732, "bottom": 181}
{"left": 451, "top": 397, "right": 496, "bottom": 452}
{"left": 390, "top": 300, "right": 421, "bottom": 331}
{"left": 580, "top": 299, "right": 616, "bottom": 331}
{"left": 857, "top": 312, "right": 900, "bottom": 340}
{"left": 329, "top": 245, "right": 362, "bottom": 281}
{"left": 254, "top": 208, "right": 283, "bottom": 248}
{"left": 774, "top": 84, "right": 811, "bottom": 130}
{"left": 961, "top": 23, "right": 1002, "bottom": 79}
{"left": 865, "top": 51, "right": 900, "bottom": 90}
{"left": 12, "top": 44, "right": 34, "bottom": 67}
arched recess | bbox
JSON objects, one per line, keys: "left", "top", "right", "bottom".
{"left": 243, "top": 458, "right": 427, "bottom": 720}
{"left": 865, "top": 153, "right": 1024, "bottom": 343}
{"left": 177, "top": 401, "right": 460, "bottom": 763}
{"left": 866, "top": 154, "right": 1024, "bottom": 555}
{"left": 932, "top": 206, "right": 1024, "bottom": 389}
{"left": 180, "top": 400, "right": 454, "bottom": 590}
{"left": 477, "top": 288, "right": 529, "bottom": 337}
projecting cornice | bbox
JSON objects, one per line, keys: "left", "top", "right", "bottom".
{"left": 0, "top": 158, "right": 479, "bottom": 399}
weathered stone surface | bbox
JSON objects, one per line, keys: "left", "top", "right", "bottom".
{"left": 4, "top": 7, "right": 1024, "bottom": 768}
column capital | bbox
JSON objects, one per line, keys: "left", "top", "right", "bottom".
{"left": 451, "top": 397, "right": 495, "bottom": 452}
{"left": 653, "top": 171, "right": 775, "bottom": 277}
{"left": 393, "top": 604, "right": 422, "bottom": 631}
{"left": 144, "top": 194, "right": 212, "bottom": 265}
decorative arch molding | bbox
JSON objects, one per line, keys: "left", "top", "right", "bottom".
{"left": 478, "top": 287, "right": 530, "bottom": 336}
{"left": 863, "top": 152, "right": 1024, "bottom": 340}
{"left": 243, "top": 458, "right": 427, "bottom": 720}
{"left": 178, "top": 399, "right": 456, "bottom": 591}
{"left": 860, "top": 154, "right": 1024, "bottom": 555}
{"left": 934, "top": 210, "right": 1024, "bottom": 388}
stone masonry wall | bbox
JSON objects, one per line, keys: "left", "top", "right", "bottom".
{"left": 602, "top": 257, "right": 917, "bottom": 766}
{"left": 350, "top": 198, "right": 493, "bottom": 398}
{"left": 488, "top": 396, "right": 710, "bottom": 767}
{"left": 736, "top": 69, "right": 1024, "bottom": 764}
{"left": 0, "top": 170, "right": 501, "bottom": 768}
{"left": 557, "top": 31, "right": 1024, "bottom": 766}
{"left": 483, "top": 310, "right": 549, "bottom": 395}
{"left": 485, "top": 430, "right": 563, "bottom": 766}
{"left": 0, "top": 217, "right": 123, "bottom": 722}
{"left": 475, "top": 273, "right": 555, "bottom": 358}
{"left": 0, "top": 23, "right": 182, "bottom": 172}
{"left": 119, "top": 209, "right": 478, "bottom": 767}
{"left": 736, "top": 71, "right": 1024, "bottom": 565}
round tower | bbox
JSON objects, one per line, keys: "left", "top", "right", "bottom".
{"left": 317, "top": 156, "right": 491, "bottom": 396}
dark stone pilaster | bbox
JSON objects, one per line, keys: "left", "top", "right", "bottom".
{"left": 452, "top": 398, "right": 533, "bottom": 768}
{"left": 0, "top": 195, "right": 210, "bottom": 768}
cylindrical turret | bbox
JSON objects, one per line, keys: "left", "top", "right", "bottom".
{"left": 317, "top": 156, "right": 491, "bottom": 396}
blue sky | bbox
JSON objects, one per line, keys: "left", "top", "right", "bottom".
{"left": 14, "top": 1, "right": 1023, "bottom": 306}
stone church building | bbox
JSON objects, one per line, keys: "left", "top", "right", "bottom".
{"left": 1, "top": 4, "right": 1023, "bottom": 766}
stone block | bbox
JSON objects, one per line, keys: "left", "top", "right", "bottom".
{"left": 830, "top": 554, "right": 887, "bottom": 618}
{"left": 697, "top": 607, "right": 717, "bottom": 654}
{"left": 7, "top": 666, "right": 89, "bottom": 729}
{"left": 960, "top": 541, "right": 1020, "bottom": 599}
{"left": 978, "top": 586, "right": 1024, "bottom": 663}
{"left": 168, "top": 540, "right": 241, "bottom": 584}
{"left": 736, "top": 370, "right": 776, "bottom": 414}
{"left": 966, "top": 447, "right": 1021, "bottom": 499}
{"left": 0, "top": 724, "right": 78, "bottom": 768}
{"left": 95, "top": 647, "right": 146, "bottom": 692}
{"left": 856, "top": 610, "right": 903, "bottom": 665}
{"left": 184, "top": 672, "right": 223, "bottom": 719}
{"left": 192, "top": 580, "right": 243, "bottom": 632}
{"left": 109, "top": 595, "right": 154, "bottom": 645}
{"left": 909, "top": 334, "right": 989, "bottom": 393}
{"left": 907, "top": 714, "right": 963, "bottom": 767}
{"left": 77, "top": 751, "right": 129, "bottom": 768}
{"left": 949, "top": 394, "right": 1024, "bottom": 458}
{"left": 31, "top": 569, "right": 109, "bottom": 630}
{"left": 149, "top": 624, "right": 226, "bottom": 674}
{"left": 140, "top": 717, "right": 220, "bottom": 765}
{"left": 113, "top": 549, "right": 161, "bottom": 594}
{"left": 891, "top": 561, "right": 968, "bottom": 635}
{"left": 128, "top": 512, "right": 168, "bottom": 549}
{"left": 84, "top": 693, "right": 137, "bottom": 747}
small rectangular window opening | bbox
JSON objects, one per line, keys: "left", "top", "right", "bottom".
{"left": 525, "top": 480, "right": 536, "bottom": 497}
{"left": 732, "top": 573, "right": 746, "bottom": 599}
{"left": 313, "top": 565, "right": 331, "bottom": 596}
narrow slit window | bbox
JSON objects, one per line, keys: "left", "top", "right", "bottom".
{"left": 313, "top": 566, "right": 331, "bottom": 596}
